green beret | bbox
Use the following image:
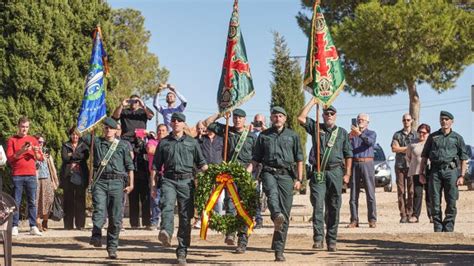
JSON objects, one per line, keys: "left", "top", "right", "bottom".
{"left": 233, "top": 108, "right": 246, "bottom": 117}
{"left": 440, "top": 110, "right": 453, "bottom": 120}
{"left": 171, "top": 112, "right": 186, "bottom": 122}
{"left": 207, "top": 122, "right": 218, "bottom": 134}
{"left": 271, "top": 106, "right": 287, "bottom": 116}
{"left": 323, "top": 105, "right": 337, "bottom": 113}
{"left": 103, "top": 117, "right": 118, "bottom": 129}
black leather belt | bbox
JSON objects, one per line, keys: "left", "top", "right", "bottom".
{"left": 164, "top": 173, "right": 193, "bottom": 180}
{"left": 262, "top": 166, "right": 290, "bottom": 175}
{"left": 101, "top": 173, "right": 126, "bottom": 180}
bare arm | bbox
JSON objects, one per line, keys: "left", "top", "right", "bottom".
{"left": 113, "top": 99, "right": 129, "bottom": 119}
{"left": 202, "top": 113, "right": 221, "bottom": 128}
{"left": 343, "top": 158, "right": 352, "bottom": 184}
{"left": 124, "top": 170, "right": 134, "bottom": 194}
{"left": 298, "top": 97, "right": 317, "bottom": 125}
{"left": 391, "top": 140, "right": 407, "bottom": 153}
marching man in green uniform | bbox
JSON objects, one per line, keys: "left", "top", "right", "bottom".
{"left": 419, "top": 111, "right": 468, "bottom": 232}
{"left": 298, "top": 98, "right": 352, "bottom": 252}
{"left": 151, "top": 112, "right": 208, "bottom": 265}
{"left": 248, "top": 106, "right": 304, "bottom": 262}
{"left": 203, "top": 108, "right": 257, "bottom": 253}
{"left": 86, "top": 117, "right": 135, "bottom": 259}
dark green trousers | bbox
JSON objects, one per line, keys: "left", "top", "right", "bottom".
{"left": 91, "top": 178, "right": 124, "bottom": 252}
{"left": 261, "top": 172, "right": 294, "bottom": 253}
{"left": 160, "top": 177, "right": 195, "bottom": 257}
{"left": 429, "top": 168, "right": 458, "bottom": 232}
{"left": 309, "top": 167, "right": 343, "bottom": 245}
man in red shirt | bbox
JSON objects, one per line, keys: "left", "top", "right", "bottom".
{"left": 7, "top": 116, "right": 44, "bottom": 236}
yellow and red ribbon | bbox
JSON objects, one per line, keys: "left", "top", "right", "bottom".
{"left": 200, "top": 173, "right": 254, "bottom": 240}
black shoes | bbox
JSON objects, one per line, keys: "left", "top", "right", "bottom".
{"left": 400, "top": 217, "right": 408, "bottom": 223}
{"left": 275, "top": 252, "right": 286, "bottom": 262}
{"left": 108, "top": 250, "right": 117, "bottom": 259}
{"left": 327, "top": 243, "right": 337, "bottom": 252}
{"left": 235, "top": 242, "right": 247, "bottom": 254}
{"left": 312, "top": 241, "right": 324, "bottom": 249}
{"left": 89, "top": 237, "right": 102, "bottom": 248}
{"left": 254, "top": 220, "right": 263, "bottom": 229}
{"left": 177, "top": 255, "right": 187, "bottom": 265}
{"left": 158, "top": 230, "right": 171, "bottom": 247}
{"left": 225, "top": 234, "right": 236, "bottom": 246}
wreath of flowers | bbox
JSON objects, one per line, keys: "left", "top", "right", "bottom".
{"left": 195, "top": 162, "right": 258, "bottom": 235}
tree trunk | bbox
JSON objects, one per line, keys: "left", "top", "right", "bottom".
{"left": 407, "top": 80, "right": 420, "bottom": 129}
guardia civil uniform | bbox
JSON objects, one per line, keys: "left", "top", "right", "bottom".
{"left": 87, "top": 117, "right": 134, "bottom": 259}
{"left": 421, "top": 111, "right": 469, "bottom": 232}
{"left": 253, "top": 107, "right": 304, "bottom": 261}
{"left": 153, "top": 113, "right": 207, "bottom": 263}
{"left": 213, "top": 108, "right": 257, "bottom": 251}
{"left": 301, "top": 106, "right": 352, "bottom": 251}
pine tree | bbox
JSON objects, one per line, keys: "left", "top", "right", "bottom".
{"left": 270, "top": 32, "right": 307, "bottom": 166}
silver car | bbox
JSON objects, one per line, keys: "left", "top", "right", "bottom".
{"left": 374, "top": 144, "right": 395, "bottom": 192}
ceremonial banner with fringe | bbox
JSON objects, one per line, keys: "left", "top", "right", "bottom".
{"left": 200, "top": 173, "right": 254, "bottom": 240}
{"left": 217, "top": 0, "right": 255, "bottom": 115}
{"left": 77, "top": 27, "right": 109, "bottom": 133}
{"left": 303, "top": 2, "right": 345, "bottom": 107}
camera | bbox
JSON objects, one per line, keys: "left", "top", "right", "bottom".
{"left": 43, "top": 147, "right": 50, "bottom": 154}
{"left": 24, "top": 141, "right": 31, "bottom": 147}
{"left": 128, "top": 99, "right": 138, "bottom": 105}
{"left": 351, "top": 118, "right": 357, "bottom": 127}
{"left": 253, "top": 121, "right": 263, "bottom": 127}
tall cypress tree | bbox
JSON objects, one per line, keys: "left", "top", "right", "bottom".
{"left": 270, "top": 32, "right": 307, "bottom": 163}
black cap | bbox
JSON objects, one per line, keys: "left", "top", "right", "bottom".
{"left": 440, "top": 110, "right": 453, "bottom": 120}
{"left": 271, "top": 106, "right": 287, "bottom": 116}
{"left": 323, "top": 105, "right": 337, "bottom": 113}
{"left": 207, "top": 122, "right": 218, "bottom": 134}
{"left": 232, "top": 108, "right": 246, "bottom": 117}
{"left": 171, "top": 112, "right": 186, "bottom": 122}
{"left": 103, "top": 117, "right": 118, "bottom": 129}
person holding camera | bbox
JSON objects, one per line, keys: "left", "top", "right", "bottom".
{"left": 419, "top": 111, "right": 468, "bottom": 232}
{"left": 113, "top": 95, "right": 154, "bottom": 229}
{"left": 347, "top": 113, "right": 377, "bottom": 229}
{"left": 6, "top": 116, "right": 44, "bottom": 236}
{"left": 153, "top": 84, "right": 188, "bottom": 132}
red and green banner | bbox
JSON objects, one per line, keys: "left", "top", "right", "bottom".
{"left": 303, "top": 3, "right": 345, "bottom": 107}
{"left": 217, "top": 0, "right": 255, "bottom": 115}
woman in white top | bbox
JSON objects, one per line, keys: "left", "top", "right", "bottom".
{"left": 406, "top": 124, "right": 432, "bottom": 223}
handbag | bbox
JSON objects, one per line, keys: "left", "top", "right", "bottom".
{"left": 70, "top": 170, "right": 83, "bottom": 186}
{"left": 49, "top": 195, "right": 64, "bottom": 221}
{"left": 0, "top": 145, "right": 6, "bottom": 167}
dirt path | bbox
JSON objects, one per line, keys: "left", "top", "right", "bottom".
{"left": 7, "top": 188, "right": 474, "bottom": 264}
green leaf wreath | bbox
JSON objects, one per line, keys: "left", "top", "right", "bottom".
{"left": 195, "top": 162, "right": 258, "bottom": 235}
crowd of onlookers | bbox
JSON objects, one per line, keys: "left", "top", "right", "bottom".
{"left": 0, "top": 83, "right": 469, "bottom": 238}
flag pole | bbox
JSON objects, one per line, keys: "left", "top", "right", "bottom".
{"left": 88, "top": 129, "right": 95, "bottom": 187}
{"left": 316, "top": 104, "right": 321, "bottom": 174}
{"left": 223, "top": 112, "right": 230, "bottom": 161}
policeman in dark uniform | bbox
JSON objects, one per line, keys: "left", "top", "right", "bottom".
{"left": 85, "top": 117, "right": 134, "bottom": 259}
{"left": 298, "top": 98, "right": 352, "bottom": 252}
{"left": 151, "top": 113, "right": 208, "bottom": 265}
{"left": 248, "top": 106, "right": 304, "bottom": 262}
{"left": 419, "top": 111, "right": 468, "bottom": 232}
{"left": 203, "top": 108, "right": 257, "bottom": 253}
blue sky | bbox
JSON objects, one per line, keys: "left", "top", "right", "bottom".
{"left": 109, "top": 0, "right": 473, "bottom": 159}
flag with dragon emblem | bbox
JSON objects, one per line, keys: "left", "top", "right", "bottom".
{"left": 303, "top": 2, "right": 345, "bottom": 107}
{"left": 217, "top": 0, "right": 255, "bottom": 115}
{"left": 77, "top": 27, "right": 109, "bottom": 133}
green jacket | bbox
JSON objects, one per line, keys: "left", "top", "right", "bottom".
{"left": 82, "top": 135, "right": 134, "bottom": 175}
{"left": 302, "top": 118, "right": 352, "bottom": 165}
{"left": 214, "top": 122, "right": 257, "bottom": 164}
{"left": 153, "top": 133, "right": 207, "bottom": 174}
{"left": 252, "top": 126, "right": 304, "bottom": 168}
{"left": 421, "top": 129, "right": 469, "bottom": 164}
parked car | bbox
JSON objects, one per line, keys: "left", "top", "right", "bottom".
{"left": 374, "top": 143, "right": 395, "bottom": 192}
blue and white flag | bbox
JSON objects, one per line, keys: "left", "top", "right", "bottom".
{"left": 77, "top": 28, "right": 108, "bottom": 133}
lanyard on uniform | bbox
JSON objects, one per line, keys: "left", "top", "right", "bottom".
{"left": 230, "top": 126, "right": 250, "bottom": 163}
{"left": 91, "top": 139, "right": 119, "bottom": 189}
{"left": 316, "top": 127, "right": 339, "bottom": 184}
